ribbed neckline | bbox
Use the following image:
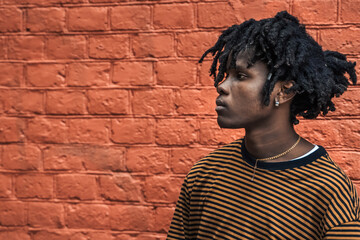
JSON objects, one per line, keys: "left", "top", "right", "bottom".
{"left": 240, "top": 139, "right": 327, "bottom": 170}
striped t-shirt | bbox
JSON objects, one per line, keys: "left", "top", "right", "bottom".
{"left": 167, "top": 139, "right": 360, "bottom": 239}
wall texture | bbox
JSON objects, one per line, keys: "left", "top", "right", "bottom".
{"left": 0, "top": 0, "right": 359, "bottom": 239}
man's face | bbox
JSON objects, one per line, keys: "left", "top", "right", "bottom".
{"left": 215, "top": 51, "right": 277, "bottom": 129}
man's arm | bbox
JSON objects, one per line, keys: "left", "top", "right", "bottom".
{"left": 323, "top": 221, "right": 360, "bottom": 239}
{"left": 167, "top": 178, "right": 190, "bottom": 240}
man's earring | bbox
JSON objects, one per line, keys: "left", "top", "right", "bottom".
{"left": 275, "top": 98, "right": 280, "bottom": 107}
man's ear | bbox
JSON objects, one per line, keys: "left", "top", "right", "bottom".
{"left": 278, "top": 81, "right": 296, "bottom": 104}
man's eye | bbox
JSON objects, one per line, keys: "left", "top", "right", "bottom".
{"left": 237, "top": 73, "right": 247, "bottom": 80}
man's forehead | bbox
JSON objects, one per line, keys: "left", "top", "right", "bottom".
{"left": 226, "top": 48, "right": 255, "bottom": 70}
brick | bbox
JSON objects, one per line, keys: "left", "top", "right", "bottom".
{"left": 66, "top": 204, "right": 110, "bottom": 229}
{"left": 90, "top": 0, "right": 123, "bottom": 2}
{"left": 56, "top": 175, "right": 97, "bottom": 200}
{"left": 198, "top": 2, "right": 239, "bottom": 28}
{"left": 2, "top": 144, "right": 41, "bottom": 170}
{"left": 115, "top": 234, "right": 135, "bottom": 240}
{"left": 44, "top": 145, "right": 125, "bottom": 171}
{"left": 330, "top": 120, "right": 360, "bottom": 149}
{"left": 27, "top": 63, "right": 65, "bottom": 87}
{"left": 85, "top": 146, "right": 125, "bottom": 171}
{"left": 293, "top": 0, "right": 337, "bottom": 24}
{"left": 341, "top": 0, "right": 360, "bottom": 23}
{"left": 319, "top": 28, "right": 360, "bottom": 54}
{"left": 156, "top": 61, "right": 196, "bottom": 86}
{"left": 354, "top": 181, "right": 360, "bottom": 197}
{"left": 68, "top": 7, "right": 108, "bottom": 31}
{"left": 111, "top": 5, "right": 150, "bottom": 30}
{"left": 20, "top": 90, "right": 44, "bottom": 114}
{"left": 87, "top": 89, "right": 129, "bottom": 114}
{"left": 177, "top": 32, "right": 218, "bottom": 57}
{"left": 306, "top": 29, "right": 318, "bottom": 42}
{"left": 229, "top": 0, "right": 290, "bottom": 21}
{"left": 46, "top": 90, "right": 87, "bottom": 115}
{"left": 15, "top": 175, "right": 53, "bottom": 199}
{"left": 0, "top": 63, "right": 22, "bottom": 86}
{"left": 131, "top": 234, "right": 167, "bottom": 240}
{"left": 0, "top": 201, "right": 25, "bottom": 226}
{"left": 152, "top": 207, "right": 174, "bottom": 232}
{"left": 68, "top": 119, "right": 109, "bottom": 144}
{"left": 349, "top": 58, "right": 360, "bottom": 81}
{"left": 27, "top": 7, "right": 65, "bottom": 32}
{"left": 0, "top": 7, "right": 22, "bottom": 32}
{"left": 47, "top": 36, "right": 86, "bottom": 59}
{"left": 0, "top": 230, "right": 30, "bottom": 240}
{"left": 113, "top": 61, "right": 153, "bottom": 86}
{"left": 127, "top": 147, "right": 169, "bottom": 174}
{"left": 28, "top": 202, "right": 64, "bottom": 228}
{"left": 295, "top": 120, "right": 338, "bottom": 147}
{"left": 0, "top": 37, "right": 6, "bottom": 59}
{"left": 110, "top": 205, "right": 153, "bottom": 231}
{"left": 68, "top": 62, "right": 110, "bottom": 87}
{"left": 199, "top": 118, "right": 244, "bottom": 145}
{"left": 144, "top": 176, "right": 183, "bottom": 203}
{"left": 88, "top": 232, "right": 115, "bottom": 240}
{"left": 4, "top": 0, "right": 86, "bottom": 4}
{"left": 8, "top": 36, "right": 44, "bottom": 59}
{"left": 71, "top": 232, "right": 88, "bottom": 240}
{"left": 43, "top": 145, "right": 83, "bottom": 171}
{"left": 111, "top": 118, "right": 155, "bottom": 144}
{"left": 351, "top": 58, "right": 360, "bottom": 80}
{"left": 327, "top": 151, "right": 360, "bottom": 180}
{"left": 26, "top": 118, "right": 68, "bottom": 143}
{"left": 156, "top": 119, "right": 197, "bottom": 146}
{"left": 0, "top": 90, "right": 44, "bottom": 114}
{"left": 0, "top": 117, "right": 24, "bottom": 143}
{"left": 89, "top": 35, "right": 129, "bottom": 59}
{"left": 99, "top": 174, "right": 141, "bottom": 202}
{"left": 175, "top": 88, "right": 217, "bottom": 115}
{"left": 200, "top": 60, "right": 215, "bottom": 86}
{"left": 154, "top": 4, "right": 194, "bottom": 29}
{"left": 295, "top": 119, "right": 360, "bottom": 148}
{"left": 32, "top": 231, "right": 70, "bottom": 240}
{"left": 171, "top": 148, "right": 212, "bottom": 174}
{"left": 328, "top": 89, "right": 360, "bottom": 116}
{"left": 132, "top": 89, "right": 174, "bottom": 115}
{"left": 132, "top": 34, "right": 173, "bottom": 58}
{"left": 0, "top": 174, "right": 12, "bottom": 198}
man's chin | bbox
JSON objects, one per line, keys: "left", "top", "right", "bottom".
{"left": 217, "top": 117, "right": 242, "bottom": 129}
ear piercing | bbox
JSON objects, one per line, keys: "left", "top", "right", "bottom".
{"left": 275, "top": 98, "right": 280, "bottom": 107}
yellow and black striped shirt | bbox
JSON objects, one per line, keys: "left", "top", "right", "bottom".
{"left": 167, "top": 139, "right": 360, "bottom": 240}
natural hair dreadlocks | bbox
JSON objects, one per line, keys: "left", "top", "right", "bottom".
{"left": 199, "top": 11, "right": 357, "bottom": 124}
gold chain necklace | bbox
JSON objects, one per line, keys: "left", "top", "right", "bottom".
{"left": 251, "top": 135, "right": 301, "bottom": 181}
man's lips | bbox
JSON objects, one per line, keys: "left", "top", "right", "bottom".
{"left": 215, "top": 98, "right": 227, "bottom": 111}
{"left": 216, "top": 98, "right": 227, "bottom": 107}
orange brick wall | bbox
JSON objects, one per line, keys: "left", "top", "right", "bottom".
{"left": 0, "top": 0, "right": 359, "bottom": 239}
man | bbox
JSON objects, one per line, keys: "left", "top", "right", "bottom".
{"left": 167, "top": 11, "right": 360, "bottom": 239}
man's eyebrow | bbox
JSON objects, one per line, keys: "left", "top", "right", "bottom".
{"left": 235, "top": 64, "right": 249, "bottom": 71}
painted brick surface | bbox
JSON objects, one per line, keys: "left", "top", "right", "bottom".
{"left": 0, "top": 0, "right": 359, "bottom": 239}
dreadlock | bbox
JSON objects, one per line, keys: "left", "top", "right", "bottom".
{"left": 199, "top": 11, "right": 357, "bottom": 124}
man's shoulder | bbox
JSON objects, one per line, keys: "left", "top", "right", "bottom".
{"left": 190, "top": 138, "right": 244, "bottom": 170}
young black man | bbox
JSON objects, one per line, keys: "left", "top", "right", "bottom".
{"left": 167, "top": 11, "right": 360, "bottom": 240}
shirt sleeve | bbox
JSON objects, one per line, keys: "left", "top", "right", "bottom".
{"left": 323, "top": 221, "right": 360, "bottom": 239}
{"left": 166, "top": 177, "right": 190, "bottom": 240}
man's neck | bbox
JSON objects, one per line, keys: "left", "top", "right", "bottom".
{"left": 244, "top": 123, "right": 312, "bottom": 162}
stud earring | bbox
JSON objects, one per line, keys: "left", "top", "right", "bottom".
{"left": 275, "top": 98, "right": 280, "bottom": 107}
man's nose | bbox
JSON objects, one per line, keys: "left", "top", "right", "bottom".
{"left": 216, "top": 77, "right": 230, "bottom": 95}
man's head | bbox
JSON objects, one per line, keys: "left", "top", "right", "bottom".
{"left": 200, "top": 11, "right": 357, "bottom": 125}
